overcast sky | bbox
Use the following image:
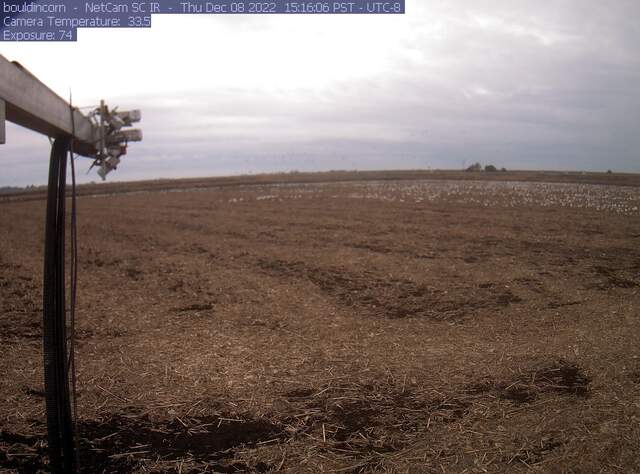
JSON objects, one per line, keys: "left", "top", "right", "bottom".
{"left": 2, "top": 0, "right": 639, "bottom": 186}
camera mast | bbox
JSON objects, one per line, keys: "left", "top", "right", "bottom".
{"left": 0, "top": 54, "right": 142, "bottom": 472}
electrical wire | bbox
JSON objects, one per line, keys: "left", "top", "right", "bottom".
{"left": 42, "top": 95, "right": 81, "bottom": 472}
{"left": 69, "top": 95, "right": 80, "bottom": 473}
{"left": 43, "top": 136, "right": 74, "bottom": 473}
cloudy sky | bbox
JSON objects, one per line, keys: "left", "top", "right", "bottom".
{"left": 2, "top": 0, "right": 639, "bottom": 186}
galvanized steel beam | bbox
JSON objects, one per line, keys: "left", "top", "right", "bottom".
{"left": 0, "top": 55, "right": 99, "bottom": 157}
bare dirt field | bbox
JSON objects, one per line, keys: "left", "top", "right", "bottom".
{"left": 1, "top": 172, "right": 640, "bottom": 473}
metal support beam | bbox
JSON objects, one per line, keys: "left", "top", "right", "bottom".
{"left": 0, "top": 55, "right": 99, "bottom": 156}
{"left": 0, "top": 99, "right": 5, "bottom": 145}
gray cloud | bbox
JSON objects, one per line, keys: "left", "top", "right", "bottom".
{"left": 2, "top": 0, "right": 639, "bottom": 186}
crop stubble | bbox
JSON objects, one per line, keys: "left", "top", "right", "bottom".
{"left": 1, "top": 173, "right": 639, "bottom": 472}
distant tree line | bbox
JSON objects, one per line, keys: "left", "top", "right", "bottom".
{"left": 465, "top": 162, "right": 507, "bottom": 172}
{"left": 0, "top": 184, "right": 42, "bottom": 194}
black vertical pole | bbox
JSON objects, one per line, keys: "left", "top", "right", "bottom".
{"left": 43, "top": 136, "right": 75, "bottom": 473}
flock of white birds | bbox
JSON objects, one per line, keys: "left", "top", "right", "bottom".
{"left": 224, "top": 180, "right": 640, "bottom": 216}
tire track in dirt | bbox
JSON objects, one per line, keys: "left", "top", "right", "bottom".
{"left": 0, "top": 413, "right": 278, "bottom": 473}
{"left": 1, "top": 360, "right": 590, "bottom": 473}
{"left": 256, "top": 258, "right": 522, "bottom": 320}
{"left": 275, "top": 360, "right": 590, "bottom": 468}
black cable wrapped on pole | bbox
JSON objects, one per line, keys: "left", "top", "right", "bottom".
{"left": 43, "top": 136, "right": 75, "bottom": 473}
